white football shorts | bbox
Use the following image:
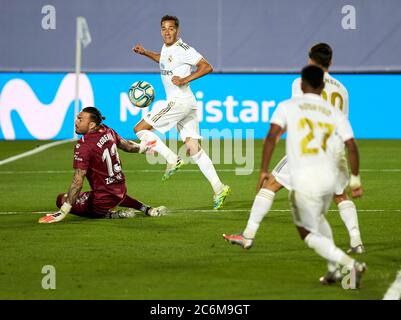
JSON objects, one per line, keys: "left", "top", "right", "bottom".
{"left": 272, "top": 155, "right": 291, "bottom": 190}
{"left": 289, "top": 190, "right": 332, "bottom": 234}
{"left": 144, "top": 97, "right": 202, "bottom": 142}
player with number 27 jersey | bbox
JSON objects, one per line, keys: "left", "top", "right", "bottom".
{"left": 271, "top": 93, "right": 354, "bottom": 196}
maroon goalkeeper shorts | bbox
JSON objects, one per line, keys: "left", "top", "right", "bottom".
{"left": 56, "top": 191, "right": 125, "bottom": 218}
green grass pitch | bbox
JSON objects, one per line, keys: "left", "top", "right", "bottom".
{"left": 0, "top": 139, "right": 400, "bottom": 299}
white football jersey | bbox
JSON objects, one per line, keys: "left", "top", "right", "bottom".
{"left": 160, "top": 38, "right": 203, "bottom": 103}
{"left": 271, "top": 93, "right": 354, "bottom": 196}
{"left": 292, "top": 72, "right": 349, "bottom": 117}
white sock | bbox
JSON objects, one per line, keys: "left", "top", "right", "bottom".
{"left": 318, "top": 217, "right": 338, "bottom": 272}
{"left": 305, "top": 232, "right": 355, "bottom": 269}
{"left": 191, "top": 149, "right": 224, "bottom": 194}
{"left": 136, "top": 130, "right": 178, "bottom": 164}
{"left": 243, "top": 189, "right": 275, "bottom": 239}
{"left": 338, "top": 200, "right": 363, "bottom": 248}
{"left": 318, "top": 216, "right": 334, "bottom": 241}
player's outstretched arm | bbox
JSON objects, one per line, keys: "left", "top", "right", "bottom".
{"left": 345, "top": 138, "right": 363, "bottom": 198}
{"left": 66, "top": 168, "right": 87, "bottom": 205}
{"left": 172, "top": 58, "right": 213, "bottom": 86}
{"left": 257, "top": 124, "right": 281, "bottom": 191}
{"left": 132, "top": 43, "right": 160, "bottom": 63}
{"left": 39, "top": 168, "right": 87, "bottom": 223}
{"left": 117, "top": 138, "right": 156, "bottom": 154}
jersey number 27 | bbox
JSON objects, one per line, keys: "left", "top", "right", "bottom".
{"left": 299, "top": 118, "right": 334, "bottom": 155}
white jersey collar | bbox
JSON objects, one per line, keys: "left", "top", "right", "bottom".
{"left": 164, "top": 38, "right": 182, "bottom": 49}
{"left": 303, "top": 93, "right": 323, "bottom": 100}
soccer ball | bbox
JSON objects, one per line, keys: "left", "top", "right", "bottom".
{"left": 128, "top": 81, "right": 155, "bottom": 108}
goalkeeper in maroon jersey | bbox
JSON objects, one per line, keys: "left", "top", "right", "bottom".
{"left": 39, "top": 107, "right": 167, "bottom": 224}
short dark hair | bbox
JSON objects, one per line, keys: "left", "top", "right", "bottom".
{"left": 82, "top": 107, "right": 105, "bottom": 125}
{"left": 161, "top": 15, "right": 179, "bottom": 28}
{"left": 308, "top": 43, "right": 332, "bottom": 69}
{"left": 301, "top": 65, "right": 324, "bottom": 89}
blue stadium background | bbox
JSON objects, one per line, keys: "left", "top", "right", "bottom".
{"left": 1, "top": 0, "right": 400, "bottom": 139}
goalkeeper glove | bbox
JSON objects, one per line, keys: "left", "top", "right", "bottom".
{"left": 38, "top": 202, "right": 71, "bottom": 224}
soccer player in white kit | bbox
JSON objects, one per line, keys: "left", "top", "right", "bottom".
{"left": 132, "top": 15, "right": 230, "bottom": 209}
{"left": 226, "top": 65, "right": 366, "bottom": 287}
{"left": 224, "top": 43, "right": 364, "bottom": 256}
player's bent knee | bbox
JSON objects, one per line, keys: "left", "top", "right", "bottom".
{"left": 263, "top": 175, "right": 283, "bottom": 193}
{"left": 134, "top": 123, "right": 143, "bottom": 133}
{"left": 134, "top": 120, "right": 153, "bottom": 133}
{"left": 56, "top": 193, "right": 67, "bottom": 208}
{"left": 296, "top": 226, "right": 310, "bottom": 240}
{"left": 185, "top": 138, "right": 200, "bottom": 156}
{"left": 333, "top": 192, "right": 348, "bottom": 205}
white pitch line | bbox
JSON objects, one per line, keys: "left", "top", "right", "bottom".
{"left": 361, "top": 169, "right": 401, "bottom": 172}
{"left": 0, "top": 209, "right": 400, "bottom": 215}
{"left": 0, "top": 168, "right": 400, "bottom": 175}
{"left": 0, "top": 168, "right": 253, "bottom": 174}
{"left": 0, "top": 139, "right": 75, "bottom": 166}
{"left": 0, "top": 211, "right": 52, "bottom": 215}
{"left": 174, "top": 209, "right": 399, "bottom": 213}
{"left": 0, "top": 170, "right": 73, "bottom": 175}
{"left": 383, "top": 269, "right": 401, "bottom": 300}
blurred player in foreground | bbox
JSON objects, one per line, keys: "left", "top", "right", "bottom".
{"left": 39, "top": 107, "right": 166, "bottom": 224}
{"left": 225, "top": 66, "right": 366, "bottom": 287}
{"left": 132, "top": 15, "right": 230, "bottom": 209}
{"left": 225, "top": 43, "right": 364, "bottom": 254}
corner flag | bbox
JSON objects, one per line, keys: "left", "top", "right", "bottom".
{"left": 77, "top": 17, "right": 92, "bottom": 48}
{"left": 74, "top": 17, "right": 91, "bottom": 138}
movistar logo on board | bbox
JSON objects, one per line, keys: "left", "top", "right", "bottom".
{"left": 0, "top": 74, "right": 94, "bottom": 140}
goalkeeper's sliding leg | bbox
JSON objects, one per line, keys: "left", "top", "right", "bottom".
{"left": 55, "top": 192, "right": 166, "bottom": 219}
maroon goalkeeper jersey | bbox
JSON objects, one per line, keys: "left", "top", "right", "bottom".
{"left": 73, "top": 125, "right": 126, "bottom": 199}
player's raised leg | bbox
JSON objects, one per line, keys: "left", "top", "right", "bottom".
{"left": 242, "top": 156, "right": 290, "bottom": 242}
{"left": 223, "top": 155, "right": 289, "bottom": 247}
{"left": 223, "top": 174, "right": 282, "bottom": 248}
{"left": 185, "top": 137, "right": 230, "bottom": 209}
{"left": 134, "top": 119, "right": 182, "bottom": 176}
{"left": 135, "top": 102, "right": 188, "bottom": 181}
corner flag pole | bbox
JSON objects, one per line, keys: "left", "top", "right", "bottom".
{"left": 74, "top": 17, "right": 91, "bottom": 139}
{"left": 74, "top": 18, "right": 81, "bottom": 139}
